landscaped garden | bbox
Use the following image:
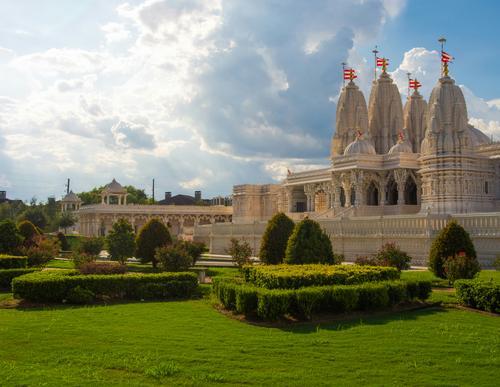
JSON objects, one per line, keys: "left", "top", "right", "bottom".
{"left": 0, "top": 214, "right": 499, "bottom": 385}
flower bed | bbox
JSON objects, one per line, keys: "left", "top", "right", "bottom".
{"left": 213, "top": 277, "right": 431, "bottom": 320}
{"left": 12, "top": 270, "right": 198, "bottom": 303}
{"left": 242, "top": 264, "right": 400, "bottom": 289}
{"left": 455, "top": 279, "right": 500, "bottom": 313}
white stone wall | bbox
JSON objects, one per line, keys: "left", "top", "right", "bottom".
{"left": 195, "top": 212, "right": 500, "bottom": 268}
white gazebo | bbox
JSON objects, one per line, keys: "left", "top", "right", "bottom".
{"left": 101, "top": 179, "right": 128, "bottom": 205}
{"left": 61, "top": 191, "right": 82, "bottom": 212}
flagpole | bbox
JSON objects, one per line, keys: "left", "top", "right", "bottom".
{"left": 407, "top": 72, "right": 411, "bottom": 98}
{"left": 372, "top": 46, "right": 379, "bottom": 81}
{"left": 438, "top": 37, "right": 446, "bottom": 77}
{"left": 342, "top": 62, "right": 346, "bottom": 87}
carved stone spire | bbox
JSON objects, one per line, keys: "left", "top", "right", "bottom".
{"left": 403, "top": 89, "right": 427, "bottom": 153}
{"left": 368, "top": 72, "right": 404, "bottom": 154}
{"left": 331, "top": 80, "right": 368, "bottom": 157}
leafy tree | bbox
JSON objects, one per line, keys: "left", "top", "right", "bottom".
{"left": 156, "top": 245, "right": 192, "bottom": 272}
{"left": 58, "top": 212, "right": 76, "bottom": 234}
{"left": 135, "top": 218, "right": 172, "bottom": 268}
{"left": 19, "top": 207, "right": 48, "bottom": 230}
{"left": 443, "top": 254, "right": 480, "bottom": 283}
{"left": 18, "top": 220, "right": 40, "bottom": 247}
{"left": 173, "top": 240, "right": 206, "bottom": 264}
{"left": 284, "top": 219, "right": 334, "bottom": 264}
{"left": 107, "top": 218, "right": 136, "bottom": 264}
{"left": 373, "top": 242, "right": 412, "bottom": 270}
{"left": 0, "top": 201, "right": 26, "bottom": 221}
{"left": 259, "top": 212, "right": 294, "bottom": 265}
{"left": 77, "top": 185, "right": 149, "bottom": 205}
{"left": 227, "top": 238, "right": 253, "bottom": 268}
{"left": 429, "top": 220, "right": 477, "bottom": 279}
{"left": 0, "top": 219, "right": 23, "bottom": 254}
{"left": 77, "top": 187, "right": 103, "bottom": 205}
{"left": 78, "top": 237, "right": 105, "bottom": 258}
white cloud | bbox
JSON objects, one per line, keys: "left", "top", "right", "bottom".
{"left": 101, "top": 22, "right": 130, "bottom": 43}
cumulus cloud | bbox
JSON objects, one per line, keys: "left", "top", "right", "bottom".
{"left": 110, "top": 121, "right": 156, "bottom": 149}
{"left": 101, "top": 22, "right": 130, "bottom": 43}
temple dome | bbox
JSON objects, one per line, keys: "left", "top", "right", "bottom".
{"left": 343, "top": 135, "right": 376, "bottom": 156}
{"left": 403, "top": 89, "right": 427, "bottom": 152}
{"left": 388, "top": 138, "right": 413, "bottom": 154}
{"left": 102, "top": 178, "right": 127, "bottom": 194}
{"left": 331, "top": 80, "right": 368, "bottom": 156}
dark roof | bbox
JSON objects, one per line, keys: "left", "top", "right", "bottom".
{"left": 158, "top": 194, "right": 196, "bottom": 205}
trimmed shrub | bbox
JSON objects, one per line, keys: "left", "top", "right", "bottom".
{"left": 227, "top": 238, "right": 252, "bottom": 268}
{"left": 429, "top": 220, "right": 476, "bottom": 279}
{"left": 107, "top": 218, "right": 136, "bottom": 264}
{"left": 18, "top": 220, "right": 40, "bottom": 247}
{"left": 455, "top": 279, "right": 500, "bottom": 313}
{"left": 156, "top": 245, "right": 193, "bottom": 272}
{"left": 23, "top": 238, "right": 60, "bottom": 267}
{"left": 259, "top": 212, "right": 295, "bottom": 265}
{"left": 78, "top": 261, "right": 127, "bottom": 275}
{"left": 78, "top": 237, "right": 105, "bottom": 258}
{"left": 72, "top": 252, "right": 96, "bottom": 269}
{"left": 12, "top": 271, "right": 198, "bottom": 303}
{"left": 67, "top": 286, "right": 95, "bottom": 304}
{"left": 373, "top": 242, "right": 412, "bottom": 270}
{"left": 57, "top": 232, "right": 70, "bottom": 251}
{"left": 0, "top": 255, "right": 27, "bottom": 269}
{"left": 354, "top": 255, "right": 379, "bottom": 266}
{"left": 443, "top": 254, "right": 480, "bottom": 283}
{"left": 0, "top": 268, "right": 39, "bottom": 288}
{"left": 213, "top": 278, "right": 431, "bottom": 320}
{"left": 136, "top": 219, "right": 172, "bottom": 268}
{"left": 0, "top": 220, "right": 23, "bottom": 254}
{"left": 242, "top": 264, "right": 400, "bottom": 289}
{"left": 174, "top": 240, "right": 206, "bottom": 264}
{"left": 285, "top": 219, "right": 333, "bottom": 264}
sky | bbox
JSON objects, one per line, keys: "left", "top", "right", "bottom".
{"left": 1, "top": 0, "right": 500, "bottom": 202}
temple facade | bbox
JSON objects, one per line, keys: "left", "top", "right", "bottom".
{"left": 194, "top": 58, "right": 500, "bottom": 266}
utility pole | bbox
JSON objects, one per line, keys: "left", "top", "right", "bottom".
{"left": 65, "top": 178, "right": 70, "bottom": 194}
{"left": 152, "top": 178, "right": 155, "bottom": 203}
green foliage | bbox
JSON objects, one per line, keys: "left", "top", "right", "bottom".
{"left": 175, "top": 240, "right": 206, "bottom": 263}
{"left": 135, "top": 218, "right": 172, "bottom": 268}
{"left": 259, "top": 212, "right": 295, "bottom": 265}
{"left": 23, "top": 237, "right": 60, "bottom": 267}
{"left": 78, "top": 237, "right": 105, "bottom": 257}
{"left": 493, "top": 255, "right": 500, "bottom": 271}
{"left": 78, "top": 185, "right": 149, "bottom": 205}
{"left": 72, "top": 252, "right": 96, "bottom": 269}
{"left": 429, "top": 220, "right": 476, "bottom": 279}
{"left": 17, "top": 220, "right": 40, "bottom": 246}
{"left": 145, "top": 362, "right": 180, "bottom": 378}
{"left": 107, "top": 218, "right": 136, "bottom": 264}
{"left": 284, "top": 219, "right": 333, "bottom": 264}
{"left": 12, "top": 270, "right": 198, "bottom": 303}
{"left": 66, "top": 285, "right": 95, "bottom": 304}
{"left": 443, "top": 255, "right": 480, "bottom": 283}
{"left": 58, "top": 212, "right": 76, "bottom": 233}
{"left": 213, "top": 278, "right": 431, "bottom": 320}
{"left": 0, "top": 200, "right": 26, "bottom": 222}
{"left": 373, "top": 242, "right": 412, "bottom": 270}
{"left": 0, "top": 268, "right": 39, "bottom": 288}
{"left": 57, "top": 232, "right": 70, "bottom": 251}
{"left": 78, "top": 261, "right": 127, "bottom": 275}
{"left": 242, "top": 264, "right": 400, "bottom": 289}
{"left": 156, "top": 245, "right": 193, "bottom": 272}
{"left": 455, "top": 279, "right": 500, "bottom": 313}
{"left": 227, "top": 238, "right": 252, "bottom": 268}
{"left": 19, "top": 206, "right": 48, "bottom": 230}
{"left": 0, "top": 255, "right": 27, "bottom": 269}
{"left": 0, "top": 219, "right": 23, "bottom": 254}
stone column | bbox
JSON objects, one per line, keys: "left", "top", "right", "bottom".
{"left": 124, "top": 195, "right": 127, "bottom": 205}
{"left": 394, "top": 169, "right": 407, "bottom": 206}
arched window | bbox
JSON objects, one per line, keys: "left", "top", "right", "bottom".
{"left": 340, "top": 187, "right": 346, "bottom": 207}
{"left": 366, "top": 182, "right": 379, "bottom": 206}
{"left": 386, "top": 177, "right": 398, "bottom": 205}
{"left": 404, "top": 176, "right": 418, "bottom": 205}
{"left": 350, "top": 188, "right": 356, "bottom": 206}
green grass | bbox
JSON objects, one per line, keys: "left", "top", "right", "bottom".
{"left": 0, "top": 298, "right": 498, "bottom": 386}
{"left": 46, "top": 259, "right": 75, "bottom": 269}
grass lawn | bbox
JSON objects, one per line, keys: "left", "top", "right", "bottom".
{"left": 0, "top": 296, "right": 499, "bottom": 386}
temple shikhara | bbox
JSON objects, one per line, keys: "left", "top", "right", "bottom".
{"left": 194, "top": 42, "right": 500, "bottom": 266}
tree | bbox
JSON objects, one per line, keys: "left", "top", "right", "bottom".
{"left": 77, "top": 185, "right": 149, "bottom": 205}
{"left": 56, "top": 232, "right": 70, "bottom": 251}
{"left": 227, "top": 238, "right": 253, "bottom": 268}
{"left": 0, "top": 219, "right": 23, "bottom": 254}
{"left": 284, "top": 219, "right": 334, "bottom": 264}
{"left": 135, "top": 218, "right": 172, "bottom": 268}
{"left": 78, "top": 237, "right": 105, "bottom": 258}
{"left": 156, "top": 245, "right": 192, "bottom": 272}
{"left": 429, "top": 220, "right": 477, "bottom": 279}
{"left": 17, "top": 220, "right": 40, "bottom": 247}
{"left": 106, "top": 218, "right": 136, "bottom": 264}
{"left": 58, "top": 212, "right": 76, "bottom": 234}
{"left": 19, "top": 207, "right": 48, "bottom": 230}
{"left": 259, "top": 212, "right": 294, "bottom": 265}
{"left": 373, "top": 242, "right": 412, "bottom": 270}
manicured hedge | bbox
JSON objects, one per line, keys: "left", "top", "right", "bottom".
{"left": 0, "top": 268, "right": 40, "bottom": 288}
{"left": 213, "top": 278, "right": 431, "bottom": 320}
{"left": 0, "top": 255, "right": 28, "bottom": 269}
{"left": 12, "top": 270, "right": 198, "bottom": 303}
{"left": 242, "top": 264, "right": 400, "bottom": 289}
{"left": 455, "top": 279, "right": 500, "bottom": 313}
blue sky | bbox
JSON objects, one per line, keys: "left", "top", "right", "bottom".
{"left": 0, "top": 0, "right": 499, "bottom": 202}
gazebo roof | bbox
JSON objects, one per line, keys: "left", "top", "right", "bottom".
{"left": 101, "top": 178, "right": 127, "bottom": 195}
{"left": 61, "top": 190, "right": 82, "bottom": 203}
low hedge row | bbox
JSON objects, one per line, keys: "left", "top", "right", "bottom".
{"left": 455, "top": 279, "right": 500, "bottom": 313}
{"left": 213, "top": 278, "right": 431, "bottom": 320}
{"left": 0, "top": 268, "right": 40, "bottom": 288}
{"left": 12, "top": 270, "right": 199, "bottom": 303}
{"left": 242, "top": 264, "right": 400, "bottom": 289}
{"left": 0, "top": 255, "right": 27, "bottom": 269}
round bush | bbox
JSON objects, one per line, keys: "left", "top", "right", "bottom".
{"left": 135, "top": 218, "right": 172, "bottom": 268}
{"left": 156, "top": 245, "right": 193, "bottom": 272}
{"left": 0, "top": 220, "right": 23, "bottom": 254}
{"left": 284, "top": 219, "right": 333, "bottom": 264}
{"left": 18, "top": 220, "right": 40, "bottom": 247}
{"left": 429, "top": 220, "right": 477, "bottom": 279}
{"left": 259, "top": 212, "right": 295, "bottom": 265}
